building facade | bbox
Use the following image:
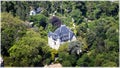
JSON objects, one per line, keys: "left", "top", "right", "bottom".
{"left": 48, "top": 25, "right": 76, "bottom": 50}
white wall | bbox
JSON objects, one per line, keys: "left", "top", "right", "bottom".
{"left": 48, "top": 35, "right": 76, "bottom": 50}
{"left": 30, "top": 10, "right": 36, "bottom": 16}
{"left": 71, "top": 36, "right": 76, "bottom": 41}
{"left": 48, "top": 37, "right": 60, "bottom": 50}
{"left": 55, "top": 39, "right": 60, "bottom": 50}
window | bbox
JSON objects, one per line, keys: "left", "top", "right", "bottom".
{"left": 54, "top": 41, "right": 56, "bottom": 45}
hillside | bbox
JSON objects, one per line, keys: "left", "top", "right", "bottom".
{"left": 1, "top": 1, "right": 119, "bottom": 67}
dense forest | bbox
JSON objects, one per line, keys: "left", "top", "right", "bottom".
{"left": 1, "top": 1, "right": 119, "bottom": 67}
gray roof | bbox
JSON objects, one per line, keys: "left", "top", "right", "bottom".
{"left": 48, "top": 25, "right": 75, "bottom": 42}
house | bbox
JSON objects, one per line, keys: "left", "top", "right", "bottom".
{"left": 30, "top": 9, "right": 36, "bottom": 16}
{"left": 29, "top": 7, "right": 42, "bottom": 27}
{"left": 29, "top": 7, "right": 42, "bottom": 16}
{"left": 36, "top": 7, "right": 42, "bottom": 14}
{"left": 48, "top": 25, "right": 76, "bottom": 50}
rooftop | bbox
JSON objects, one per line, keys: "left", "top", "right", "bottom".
{"left": 48, "top": 25, "right": 74, "bottom": 42}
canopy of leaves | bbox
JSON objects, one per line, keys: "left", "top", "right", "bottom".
{"left": 8, "top": 30, "right": 50, "bottom": 66}
{"left": 1, "top": 12, "right": 27, "bottom": 56}
{"left": 1, "top": 1, "right": 119, "bottom": 67}
{"left": 29, "top": 14, "right": 48, "bottom": 29}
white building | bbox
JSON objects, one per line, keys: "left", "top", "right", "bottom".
{"left": 48, "top": 25, "right": 76, "bottom": 50}
{"left": 30, "top": 10, "right": 36, "bottom": 16}
{"left": 30, "top": 7, "right": 42, "bottom": 16}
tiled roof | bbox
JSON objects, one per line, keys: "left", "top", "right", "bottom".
{"left": 48, "top": 25, "right": 74, "bottom": 42}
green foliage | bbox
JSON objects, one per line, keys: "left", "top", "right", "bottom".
{"left": 8, "top": 30, "right": 45, "bottom": 66}
{"left": 75, "top": 4, "right": 118, "bottom": 66}
{"left": 3, "top": 56, "right": 13, "bottom": 66}
{"left": 1, "top": 1, "right": 119, "bottom": 67}
{"left": 1, "top": 12, "right": 27, "bottom": 56}
{"left": 1, "top": 1, "right": 30, "bottom": 20}
{"left": 29, "top": 14, "right": 48, "bottom": 28}
{"left": 43, "top": 58, "right": 51, "bottom": 65}
{"left": 50, "top": 49, "right": 58, "bottom": 61}
{"left": 77, "top": 53, "right": 91, "bottom": 66}
{"left": 68, "top": 41, "right": 82, "bottom": 55}
{"left": 39, "top": 26, "right": 48, "bottom": 39}
{"left": 102, "top": 61, "right": 117, "bottom": 67}
{"left": 76, "top": 22, "right": 88, "bottom": 37}
{"left": 7, "top": 29, "right": 52, "bottom": 66}
{"left": 58, "top": 43, "right": 78, "bottom": 66}
{"left": 85, "top": 1, "right": 118, "bottom": 20}
{"left": 70, "top": 9, "right": 83, "bottom": 24}
{"left": 58, "top": 43, "right": 69, "bottom": 52}
{"left": 62, "top": 60, "right": 72, "bottom": 67}
{"left": 41, "top": 9, "right": 49, "bottom": 17}
{"left": 61, "top": 17, "right": 72, "bottom": 26}
{"left": 58, "top": 52, "right": 77, "bottom": 66}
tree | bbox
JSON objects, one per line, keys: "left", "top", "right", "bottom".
{"left": 68, "top": 41, "right": 83, "bottom": 55}
{"left": 58, "top": 52, "right": 75, "bottom": 66}
{"left": 58, "top": 43, "right": 69, "bottom": 52}
{"left": 1, "top": 12, "right": 27, "bottom": 56}
{"left": 102, "top": 61, "right": 117, "bottom": 67}
{"left": 62, "top": 60, "right": 72, "bottom": 67}
{"left": 50, "top": 49, "right": 58, "bottom": 61}
{"left": 94, "top": 54, "right": 104, "bottom": 66}
{"left": 70, "top": 9, "right": 83, "bottom": 24}
{"left": 77, "top": 53, "right": 91, "bottom": 66}
{"left": 8, "top": 30, "right": 47, "bottom": 66}
{"left": 1, "top": 1, "right": 119, "bottom": 67}
{"left": 1, "top": 1, "right": 30, "bottom": 20}
{"left": 29, "top": 14, "right": 48, "bottom": 29}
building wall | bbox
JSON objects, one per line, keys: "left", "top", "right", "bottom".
{"left": 48, "top": 35, "right": 76, "bottom": 50}
{"left": 48, "top": 36, "right": 60, "bottom": 50}
{"left": 55, "top": 39, "right": 60, "bottom": 50}
{"left": 48, "top": 36, "right": 54, "bottom": 49}
{"left": 71, "top": 35, "right": 76, "bottom": 41}
{"left": 30, "top": 10, "right": 36, "bottom": 15}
